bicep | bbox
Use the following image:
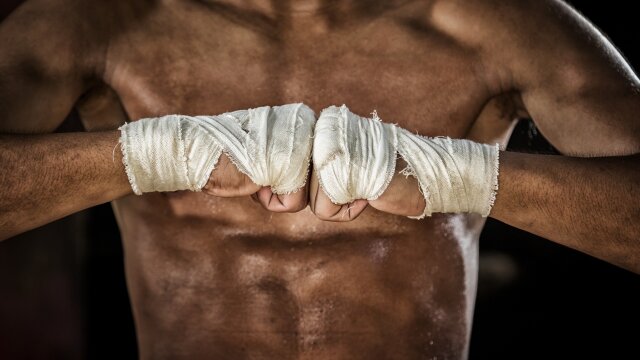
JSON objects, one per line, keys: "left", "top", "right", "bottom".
{"left": 433, "top": 0, "right": 640, "bottom": 156}
{"left": 0, "top": 0, "right": 98, "bottom": 134}
{"left": 513, "top": 1, "right": 640, "bottom": 156}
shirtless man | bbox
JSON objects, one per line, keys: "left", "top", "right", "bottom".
{"left": 1, "top": 0, "right": 639, "bottom": 358}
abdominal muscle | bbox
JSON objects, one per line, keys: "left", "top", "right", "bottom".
{"left": 111, "top": 190, "right": 483, "bottom": 360}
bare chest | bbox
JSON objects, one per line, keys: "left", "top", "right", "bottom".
{"left": 81, "top": 6, "right": 490, "bottom": 357}
{"left": 78, "top": 1, "right": 509, "bottom": 240}
{"left": 93, "top": 2, "right": 489, "bottom": 138}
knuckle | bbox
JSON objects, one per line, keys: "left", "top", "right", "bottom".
{"left": 312, "top": 209, "right": 333, "bottom": 221}
{"left": 315, "top": 210, "right": 345, "bottom": 222}
{"left": 347, "top": 212, "right": 360, "bottom": 221}
{"left": 203, "top": 187, "right": 221, "bottom": 196}
{"left": 204, "top": 176, "right": 222, "bottom": 193}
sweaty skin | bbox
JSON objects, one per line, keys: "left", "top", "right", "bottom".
{"left": 1, "top": 0, "right": 639, "bottom": 359}
{"left": 106, "top": 2, "right": 507, "bottom": 357}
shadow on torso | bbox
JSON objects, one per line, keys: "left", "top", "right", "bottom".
{"left": 77, "top": 1, "right": 516, "bottom": 358}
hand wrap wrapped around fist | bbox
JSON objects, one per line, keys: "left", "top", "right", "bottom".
{"left": 118, "top": 103, "right": 315, "bottom": 195}
{"left": 118, "top": 102, "right": 499, "bottom": 219}
{"left": 313, "top": 105, "right": 500, "bottom": 218}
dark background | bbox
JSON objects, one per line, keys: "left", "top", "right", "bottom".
{"left": 1, "top": 1, "right": 639, "bottom": 359}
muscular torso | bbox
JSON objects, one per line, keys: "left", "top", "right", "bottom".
{"left": 76, "top": 1, "right": 517, "bottom": 358}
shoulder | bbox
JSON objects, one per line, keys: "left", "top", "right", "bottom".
{"left": 0, "top": 0, "right": 131, "bottom": 133}
{"left": 427, "top": 0, "right": 622, "bottom": 91}
{"left": 0, "top": 0, "right": 137, "bottom": 81}
{"left": 428, "top": 0, "right": 568, "bottom": 45}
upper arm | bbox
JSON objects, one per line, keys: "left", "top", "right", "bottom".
{"left": 0, "top": 0, "right": 105, "bottom": 134}
{"left": 431, "top": 0, "right": 640, "bottom": 156}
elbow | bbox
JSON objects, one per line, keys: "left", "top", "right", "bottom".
{"left": 0, "top": 215, "right": 17, "bottom": 242}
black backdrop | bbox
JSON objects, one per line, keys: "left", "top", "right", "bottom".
{"left": 0, "top": 1, "right": 638, "bottom": 359}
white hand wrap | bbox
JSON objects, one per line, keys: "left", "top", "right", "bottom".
{"left": 313, "top": 105, "right": 500, "bottom": 218}
{"left": 119, "top": 103, "right": 315, "bottom": 195}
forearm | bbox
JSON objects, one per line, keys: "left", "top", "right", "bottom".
{"left": 0, "top": 131, "right": 131, "bottom": 240}
{"left": 491, "top": 151, "right": 640, "bottom": 272}
{"left": 361, "top": 125, "right": 640, "bottom": 272}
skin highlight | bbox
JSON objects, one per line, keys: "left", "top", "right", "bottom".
{"left": 0, "top": 0, "right": 639, "bottom": 358}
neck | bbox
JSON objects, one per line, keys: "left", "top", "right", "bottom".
{"left": 206, "top": 0, "right": 414, "bottom": 18}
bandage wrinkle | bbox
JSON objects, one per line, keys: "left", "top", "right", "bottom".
{"left": 119, "top": 103, "right": 315, "bottom": 195}
{"left": 313, "top": 105, "right": 499, "bottom": 218}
